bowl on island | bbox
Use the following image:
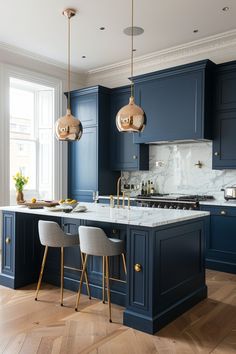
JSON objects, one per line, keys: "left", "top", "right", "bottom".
{"left": 59, "top": 199, "right": 78, "bottom": 209}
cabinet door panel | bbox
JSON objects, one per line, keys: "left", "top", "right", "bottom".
{"left": 63, "top": 220, "right": 82, "bottom": 271}
{"left": 71, "top": 94, "right": 97, "bottom": 127}
{"left": 110, "top": 90, "right": 140, "bottom": 170}
{"left": 129, "top": 229, "right": 149, "bottom": 310}
{"left": 68, "top": 127, "right": 97, "bottom": 201}
{"left": 208, "top": 215, "right": 236, "bottom": 260}
{"left": 201, "top": 205, "right": 236, "bottom": 273}
{"left": 216, "top": 70, "right": 236, "bottom": 110}
{"left": 2, "top": 213, "right": 15, "bottom": 275}
{"left": 213, "top": 111, "right": 236, "bottom": 169}
{"left": 134, "top": 71, "right": 203, "bottom": 143}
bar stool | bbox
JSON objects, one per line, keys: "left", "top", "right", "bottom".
{"left": 75, "top": 226, "right": 127, "bottom": 322}
{"left": 35, "top": 220, "right": 91, "bottom": 306}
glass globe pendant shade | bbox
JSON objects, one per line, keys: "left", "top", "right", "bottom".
{"left": 116, "top": 96, "right": 146, "bottom": 132}
{"left": 55, "top": 109, "right": 83, "bottom": 141}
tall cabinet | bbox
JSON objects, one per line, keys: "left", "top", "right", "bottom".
{"left": 213, "top": 61, "right": 236, "bottom": 169}
{"left": 68, "top": 86, "right": 119, "bottom": 202}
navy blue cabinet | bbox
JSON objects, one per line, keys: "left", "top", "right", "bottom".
{"left": 213, "top": 111, "right": 236, "bottom": 169}
{"left": 133, "top": 60, "right": 215, "bottom": 143}
{"left": 213, "top": 61, "right": 236, "bottom": 169}
{"left": 0, "top": 212, "right": 61, "bottom": 289}
{"left": 200, "top": 205, "right": 236, "bottom": 273}
{"left": 68, "top": 86, "right": 119, "bottom": 202}
{"left": 110, "top": 86, "right": 149, "bottom": 171}
{"left": 2, "top": 212, "right": 15, "bottom": 277}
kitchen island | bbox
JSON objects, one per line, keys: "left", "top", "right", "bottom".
{"left": 0, "top": 203, "right": 209, "bottom": 334}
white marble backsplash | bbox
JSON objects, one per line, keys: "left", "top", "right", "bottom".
{"left": 122, "top": 142, "right": 236, "bottom": 201}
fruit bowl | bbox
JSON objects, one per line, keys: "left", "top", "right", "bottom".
{"left": 59, "top": 199, "right": 78, "bottom": 209}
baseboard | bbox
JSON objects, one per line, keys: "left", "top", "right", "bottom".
{"left": 206, "top": 259, "right": 236, "bottom": 274}
{"left": 0, "top": 273, "right": 15, "bottom": 289}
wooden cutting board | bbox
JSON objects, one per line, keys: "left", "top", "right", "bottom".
{"left": 18, "top": 201, "right": 59, "bottom": 209}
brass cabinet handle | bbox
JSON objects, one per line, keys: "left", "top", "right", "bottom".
{"left": 220, "top": 210, "right": 226, "bottom": 215}
{"left": 133, "top": 155, "right": 137, "bottom": 160}
{"left": 112, "top": 229, "right": 117, "bottom": 234}
{"left": 214, "top": 152, "right": 220, "bottom": 156}
{"left": 5, "top": 237, "right": 11, "bottom": 244}
{"left": 134, "top": 263, "right": 142, "bottom": 272}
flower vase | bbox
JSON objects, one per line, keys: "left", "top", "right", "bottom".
{"left": 16, "top": 190, "right": 24, "bottom": 204}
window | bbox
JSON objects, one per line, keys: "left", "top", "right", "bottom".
{"left": 10, "top": 78, "right": 55, "bottom": 204}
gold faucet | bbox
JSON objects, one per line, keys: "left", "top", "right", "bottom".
{"left": 117, "top": 176, "right": 122, "bottom": 208}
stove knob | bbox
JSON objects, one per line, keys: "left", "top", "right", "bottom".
{"left": 183, "top": 207, "right": 187, "bottom": 210}
{"left": 189, "top": 207, "right": 193, "bottom": 210}
{"left": 169, "top": 205, "right": 173, "bottom": 209}
{"left": 176, "top": 206, "right": 180, "bottom": 209}
{"left": 158, "top": 204, "right": 162, "bottom": 208}
{"left": 164, "top": 205, "right": 168, "bottom": 209}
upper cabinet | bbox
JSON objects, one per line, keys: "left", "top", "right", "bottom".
{"left": 68, "top": 86, "right": 119, "bottom": 202}
{"left": 215, "top": 62, "right": 236, "bottom": 111}
{"left": 110, "top": 86, "right": 149, "bottom": 171}
{"left": 213, "top": 62, "right": 236, "bottom": 169}
{"left": 132, "top": 60, "right": 215, "bottom": 144}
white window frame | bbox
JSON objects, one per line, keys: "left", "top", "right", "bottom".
{"left": 0, "top": 64, "right": 64, "bottom": 205}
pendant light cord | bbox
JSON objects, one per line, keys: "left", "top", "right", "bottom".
{"left": 67, "top": 15, "right": 71, "bottom": 111}
{"left": 131, "top": 0, "right": 134, "bottom": 98}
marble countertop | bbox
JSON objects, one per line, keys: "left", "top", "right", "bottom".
{"left": 199, "top": 200, "right": 236, "bottom": 207}
{"left": 0, "top": 203, "right": 209, "bottom": 228}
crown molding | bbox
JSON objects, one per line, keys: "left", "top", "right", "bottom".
{"left": 86, "top": 29, "right": 236, "bottom": 87}
{"left": 0, "top": 40, "right": 85, "bottom": 76}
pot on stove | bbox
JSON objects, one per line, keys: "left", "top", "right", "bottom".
{"left": 221, "top": 186, "right": 236, "bottom": 200}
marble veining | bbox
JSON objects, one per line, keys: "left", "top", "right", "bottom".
{"left": 122, "top": 142, "right": 236, "bottom": 201}
{"left": 0, "top": 203, "right": 209, "bottom": 228}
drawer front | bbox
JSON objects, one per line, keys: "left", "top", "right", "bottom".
{"left": 200, "top": 205, "right": 236, "bottom": 217}
{"left": 2, "top": 212, "right": 15, "bottom": 275}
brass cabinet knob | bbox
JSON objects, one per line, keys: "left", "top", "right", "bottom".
{"left": 220, "top": 210, "right": 226, "bottom": 215}
{"left": 133, "top": 155, "right": 137, "bottom": 160}
{"left": 214, "top": 152, "right": 220, "bottom": 156}
{"left": 5, "top": 237, "right": 11, "bottom": 244}
{"left": 134, "top": 263, "right": 142, "bottom": 272}
{"left": 112, "top": 229, "right": 117, "bottom": 234}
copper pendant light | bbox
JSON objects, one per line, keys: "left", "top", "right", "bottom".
{"left": 55, "top": 9, "right": 83, "bottom": 141}
{"left": 116, "top": 0, "right": 146, "bottom": 133}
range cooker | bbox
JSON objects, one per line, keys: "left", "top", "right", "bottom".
{"left": 135, "top": 194, "right": 214, "bottom": 210}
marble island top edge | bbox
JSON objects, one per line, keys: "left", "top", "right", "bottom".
{"left": 0, "top": 203, "right": 209, "bottom": 228}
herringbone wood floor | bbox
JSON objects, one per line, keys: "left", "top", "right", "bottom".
{"left": 0, "top": 270, "right": 236, "bottom": 353}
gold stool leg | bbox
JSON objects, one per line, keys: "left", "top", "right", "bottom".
{"left": 105, "top": 256, "right": 112, "bottom": 323}
{"left": 60, "top": 247, "right": 64, "bottom": 306}
{"left": 102, "top": 256, "right": 105, "bottom": 304}
{"left": 75, "top": 254, "right": 88, "bottom": 311}
{"left": 80, "top": 251, "right": 91, "bottom": 299}
{"left": 122, "top": 253, "right": 127, "bottom": 275}
{"left": 35, "top": 245, "right": 48, "bottom": 301}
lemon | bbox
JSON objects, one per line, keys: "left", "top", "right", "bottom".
{"left": 59, "top": 199, "right": 65, "bottom": 203}
{"left": 31, "top": 198, "right": 36, "bottom": 203}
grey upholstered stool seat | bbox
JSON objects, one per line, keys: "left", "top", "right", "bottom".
{"left": 75, "top": 226, "right": 127, "bottom": 322}
{"left": 35, "top": 220, "right": 90, "bottom": 306}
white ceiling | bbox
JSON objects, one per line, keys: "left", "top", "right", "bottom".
{"left": 0, "top": 0, "right": 235, "bottom": 72}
